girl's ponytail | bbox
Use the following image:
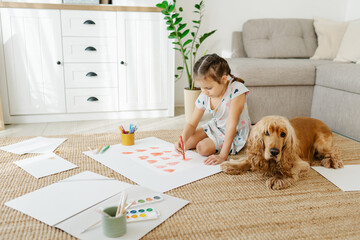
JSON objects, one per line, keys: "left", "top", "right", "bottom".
{"left": 229, "top": 73, "right": 245, "bottom": 84}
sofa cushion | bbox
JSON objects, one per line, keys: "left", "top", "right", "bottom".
{"left": 311, "top": 17, "right": 349, "bottom": 60}
{"left": 226, "top": 58, "right": 330, "bottom": 86}
{"left": 316, "top": 63, "right": 360, "bottom": 94}
{"left": 242, "top": 19, "right": 317, "bottom": 58}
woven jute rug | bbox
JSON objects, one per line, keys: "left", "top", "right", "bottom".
{"left": 1, "top": 130, "right": 360, "bottom": 240}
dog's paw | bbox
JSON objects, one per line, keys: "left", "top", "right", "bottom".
{"left": 221, "top": 162, "right": 243, "bottom": 175}
{"left": 321, "top": 158, "right": 344, "bottom": 169}
{"left": 266, "top": 177, "right": 291, "bottom": 190}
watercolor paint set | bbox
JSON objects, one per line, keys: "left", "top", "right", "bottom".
{"left": 126, "top": 207, "right": 160, "bottom": 223}
{"left": 128, "top": 194, "right": 164, "bottom": 207}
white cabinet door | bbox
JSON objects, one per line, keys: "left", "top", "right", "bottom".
{"left": 117, "top": 12, "right": 173, "bottom": 111}
{"left": 1, "top": 9, "right": 65, "bottom": 115}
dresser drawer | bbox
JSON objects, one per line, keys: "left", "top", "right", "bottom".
{"left": 63, "top": 37, "right": 117, "bottom": 62}
{"left": 64, "top": 63, "right": 118, "bottom": 88}
{"left": 61, "top": 10, "right": 116, "bottom": 37}
{"left": 66, "top": 88, "right": 118, "bottom": 113}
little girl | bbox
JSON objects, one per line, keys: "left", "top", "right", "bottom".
{"left": 175, "top": 53, "right": 251, "bottom": 165}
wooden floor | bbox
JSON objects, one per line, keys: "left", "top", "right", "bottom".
{"left": 0, "top": 107, "right": 212, "bottom": 137}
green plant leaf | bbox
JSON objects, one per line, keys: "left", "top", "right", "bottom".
{"left": 196, "top": 43, "right": 200, "bottom": 49}
{"left": 162, "top": 10, "right": 170, "bottom": 15}
{"left": 172, "top": 42, "right": 180, "bottom": 45}
{"left": 168, "top": 4, "right": 175, "bottom": 12}
{"left": 174, "top": 17, "right": 182, "bottom": 25}
{"left": 183, "top": 39, "right": 192, "bottom": 47}
{"left": 177, "top": 66, "right": 184, "bottom": 70}
{"left": 179, "top": 7, "right": 183, "bottom": 12}
{"left": 167, "top": 26, "right": 175, "bottom": 31}
{"left": 171, "top": 13, "right": 179, "bottom": 19}
{"left": 175, "top": 74, "right": 179, "bottom": 78}
{"left": 178, "top": 23, "right": 187, "bottom": 31}
{"left": 164, "top": 16, "right": 171, "bottom": 20}
{"left": 193, "top": 11, "right": 200, "bottom": 13}
{"left": 180, "top": 29, "right": 190, "bottom": 39}
{"left": 173, "top": 47, "right": 181, "bottom": 51}
{"left": 192, "top": 20, "right": 200, "bottom": 24}
{"left": 156, "top": 3, "right": 166, "bottom": 9}
{"left": 199, "top": 30, "right": 217, "bottom": 44}
{"left": 166, "top": 20, "right": 172, "bottom": 25}
{"left": 195, "top": 4, "right": 200, "bottom": 10}
{"left": 191, "top": 32, "right": 195, "bottom": 37}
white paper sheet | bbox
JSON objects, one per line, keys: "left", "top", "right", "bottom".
{"left": 56, "top": 185, "right": 189, "bottom": 240}
{"left": 5, "top": 171, "right": 131, "bottom": 226}
{"left": 312, "top": 165, "right": 360, "bottom": 191}
{"left": 14, "top": 153, "right": 78, "bottom": 178}
{"left": 0, "top": 137, "right": 67, "bottom": 155}
{"left": 84, "top": 137, "right": 221, "bottom": 192}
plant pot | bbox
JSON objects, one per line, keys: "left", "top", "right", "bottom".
{"left": 184, "top": 88, "right": 201, "bottom": 122}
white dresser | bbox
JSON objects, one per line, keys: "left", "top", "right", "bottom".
{"left": 0, "top": 5, "right": 174, "bottom": 123}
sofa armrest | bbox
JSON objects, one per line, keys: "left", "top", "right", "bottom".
{"left": 231, "top": 31, "right": 247, "bottom": 58}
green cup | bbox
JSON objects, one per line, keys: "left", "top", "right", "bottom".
{"left": 102, "top": 206, "right": 127, "bottom": 238}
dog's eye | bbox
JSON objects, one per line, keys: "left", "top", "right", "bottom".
{"left": 265, "top": 130, "right": 270, "bottom": 136}
{"left": 280, "top": 132, "right": 286, "bottom": 138}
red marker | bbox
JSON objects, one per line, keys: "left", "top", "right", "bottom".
{"left": 179, "top": 136, "right": 185, "bottom": 160}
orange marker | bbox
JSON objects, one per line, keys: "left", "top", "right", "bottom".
{"left": 179, "top": 136, "right": 185, "bottom": 160}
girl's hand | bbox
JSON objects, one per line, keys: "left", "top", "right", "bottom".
{"left": 174, "top": 140, "right": 184, "bottom": 154}
{"left": 204, "top": 154, "right": 226, "bottom": 165}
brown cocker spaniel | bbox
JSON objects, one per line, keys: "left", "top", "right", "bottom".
{"left": 221, "top": 116, "right": 343, "bottom": 190}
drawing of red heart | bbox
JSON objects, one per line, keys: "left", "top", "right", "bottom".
{"left": 167, "top": 162, "right": 179, "bottom": 166}
{"left": 147, "top": 160, "right": 157, "bottom": 164}
{"left": 151, "top": 152, "right": 163, "bottom": 156}
{"left": 150, "top": 147, "right": 160, "bottom": 149}
{"left": 136, "top": 149, "right": 147, "bottom": 152}
{"left": 154, "top": 165, "right": 166, "bottom": 168}
{"left": 163, "top": 169, "right": 175, "bottom": 173}
{"left": 122, "top": 152, "right": 133, "bottom": 154}
{"left": 138, "top": 156, "right": 149, "bottom": 160}
{"left": 160, "top": 157, "right": 170, "bottom": 160}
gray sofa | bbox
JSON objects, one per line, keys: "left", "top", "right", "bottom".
{"left": 227, "top": 19, "right": 360, "bottom": 141}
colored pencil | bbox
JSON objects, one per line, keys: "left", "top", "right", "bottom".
{"left": 179, "top": 136, "right": 185, "bottom": 160}
{"left": 101, "top": 145, "right": 110, "bottom": 154}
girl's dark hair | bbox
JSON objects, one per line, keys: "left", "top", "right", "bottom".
{"left": 193, "top": 53, "right": 244, "bottom": 84}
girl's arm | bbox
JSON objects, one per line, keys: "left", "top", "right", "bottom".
{"left": 175, "top": 107, "right": 205, "bottom": 153}
{"left": 204, "top": 93, "right": 246, "bottom": 165}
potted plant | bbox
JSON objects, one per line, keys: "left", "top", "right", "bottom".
{"left": 156, "top": 0, "right": 216, "bottom": 121}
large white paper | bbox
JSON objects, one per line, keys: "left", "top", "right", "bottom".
{"left": 5, "top": 171, "right": 131, "bottom": 226}
{"left": 14, "top": 153, "right": 78, "bottom": 178}
{"left": 56, "top": 185, "right": 189, "bottom": 240}
{"left": 84, "top": 137, "right": 221, "bottom": 192}
{"left": 0, "top": 137, "right": 67, "bottom": 155}
{"left": 312, "top": 165, "right": 360, "bottom": 191}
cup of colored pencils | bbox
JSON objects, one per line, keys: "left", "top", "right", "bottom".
{"left": 119, "top": 124, "right": 137, "bottom": 146}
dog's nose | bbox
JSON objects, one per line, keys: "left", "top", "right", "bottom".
{"left": 270, "top": 148, "right": 280, "bottom": 156}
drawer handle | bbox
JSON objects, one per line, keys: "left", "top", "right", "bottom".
{"left": 83, "top": 20, "right": 96, "bottom": 25}
{"left": 85, "top": 46, "right": 97, "bottom": 51}
{"left": 86, "top": 72, "right": 98, "bottom": 77}
{"left": 87, "top": 96, "right": 99, "bottom": 102}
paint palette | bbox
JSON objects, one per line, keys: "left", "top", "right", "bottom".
{"left": 128, "top": 194, "right": 163, "bottom": 208}
{"left": 126, "top": 207, "right": 160, "bottom": 223}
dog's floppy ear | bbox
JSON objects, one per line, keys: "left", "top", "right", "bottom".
{"left": 246, "top": 120, "right": 265, "bottom": 169}
{"left": 280, "top": 120, "right": 298, "bottom": 168}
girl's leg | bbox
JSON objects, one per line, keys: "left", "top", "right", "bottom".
{"left": 196, "top": 138, "right": 216, "bottom": 156}
{"left": 185, "top": 128, "right": 208, "bottom": 150}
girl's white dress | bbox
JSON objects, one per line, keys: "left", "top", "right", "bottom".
{"left": 195, "top": 80, "right": 251, "bottom": 154}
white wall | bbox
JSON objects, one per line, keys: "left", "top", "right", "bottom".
{"left": 174, "top": 0, "right": 351, "bottom": 106}
{"left": 346, "top": 0, "right": 360, "bottom": 20}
